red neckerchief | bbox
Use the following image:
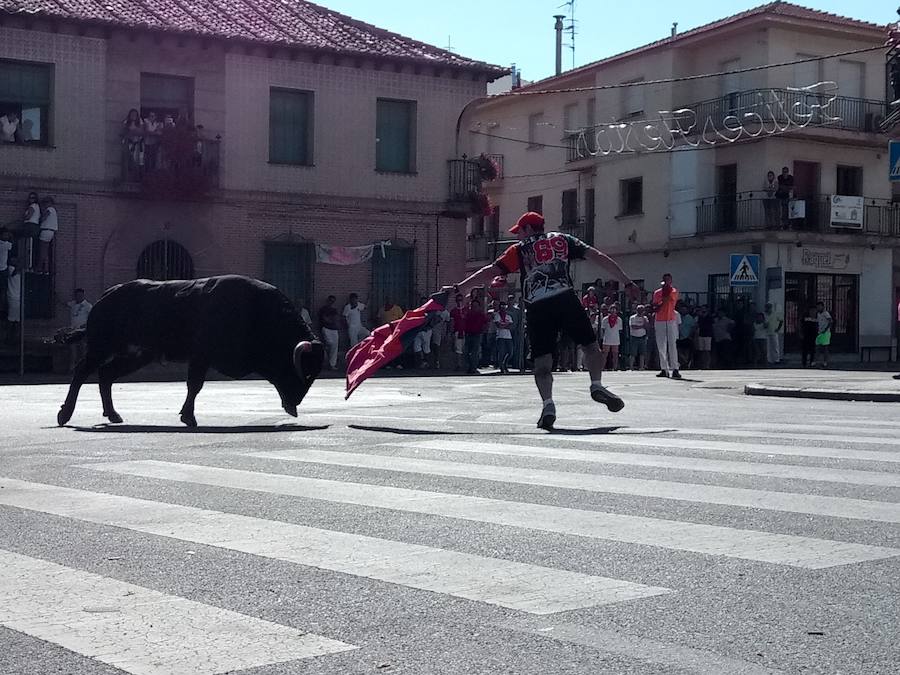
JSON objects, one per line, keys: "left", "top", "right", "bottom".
{"left": 607, "top": 315, "right": 619, "bottom": 329}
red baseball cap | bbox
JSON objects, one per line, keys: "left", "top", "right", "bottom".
{"left": 509, "top": 211, "right": 545, "bottom": 234}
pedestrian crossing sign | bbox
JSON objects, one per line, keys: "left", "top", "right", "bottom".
{"left": 730, "top": 254, "right": 759, "bottom": 286}
{"left": 890, "top": 140, "right": 900, "bottom": 182}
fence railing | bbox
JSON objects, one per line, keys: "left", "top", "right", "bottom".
{"left": 447, "top": 158, "right": 482, "bottom": 203}
{"left": 122, "top": 136, "right": 220, "bottom": 193}
{"left": 694, "top": 195, "right": 900, "bottom": 237}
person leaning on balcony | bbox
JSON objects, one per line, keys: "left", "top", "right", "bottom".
{"left": 763, "top": 170, "right": 778, "bottom": 229}
{"left": 775, "top": 166, "right": 794, "bottom": 229}
{"left": 143, "top": 112, "right": 161, "bottom": 170}
{"left": 121, "top": 108, "right": 145, "bottom": 169}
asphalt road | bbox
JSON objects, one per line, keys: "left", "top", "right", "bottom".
{"left": 1, "top": 369, "right": 898, "bottom": 674}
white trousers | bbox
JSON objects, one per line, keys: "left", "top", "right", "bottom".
{"left": 655, "top": 319, "right": 679, "bottom": 373}
{"left": 413, "top": 329, "right": 432, "bottom": 354}
{"left": 348, "top": 325, "right": 370, "bottom": 347}
{"left": 321, "top": 327, "right": 339, "bottom": 367}
{"left": 766, "top": 334, "right": 781, "bottom": 363}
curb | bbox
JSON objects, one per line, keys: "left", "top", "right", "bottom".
{"left": 744, "top": 384, "right": 900, "bottom": 403}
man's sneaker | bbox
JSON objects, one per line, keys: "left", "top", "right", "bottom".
{"left": 537, "top": 402, "right": 556, "bottom": 430}
{"left": 590, "top": 384, "right": 625, "bottom": 413}
{"left": 656, "top": 370, "right": 668, "bottom": 378}
{"left": 671, "top": 370, "right": 682, "bottom": 379}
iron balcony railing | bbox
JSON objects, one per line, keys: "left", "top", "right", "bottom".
{"left": 695, "top": 195, "right": 900, "bottom": 237}
{"left": 122, "top": 136, "right": 221, "bottom": 191}
{"left": 486, "top": 154, "right": 504, "bottom": 180}
{"left": 466, "top": 234, "right": 491, "bottom": 262}
{"left": 565, "top": 89, "right": 887, "bottom": 162}
{"left": 447, "top": 158, "right": 482, "bottom": 203}
{"left": 681, "top": 89, "right": 886, "bottom": 135}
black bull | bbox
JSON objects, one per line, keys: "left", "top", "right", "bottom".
{"left": 57, "top": 275, "right": 324, "bottom": 427}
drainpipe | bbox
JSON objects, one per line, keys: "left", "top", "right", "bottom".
{"left": 554, "top": 15, "right": 565, "bottom": 76}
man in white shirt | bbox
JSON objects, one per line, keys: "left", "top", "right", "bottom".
{"left": 764, "top": 302, "right": 783, "bottom": 365}
{"left": 627, "top": 304, "right": 649, "bottom": 370}
{"left": 37, "top": 196, "right": 58, "bottom": 273}
{"left": 343, "top": 292, "right": 370, "bottom": 347}
{"left": 65, "top": 288, "right": 92, "bottom": 369}
{"left": 0, "top": 111, "right": 19, "bottom": 143}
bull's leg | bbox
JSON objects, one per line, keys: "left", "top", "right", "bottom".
{"left": 179, "top": 360, "right": 209, "bottom": 427}
{"left": 58, "top": 352, "right": 102, "bottom": 426}
{"left": 98, "top": 354, "right": 154, "bottom": 424}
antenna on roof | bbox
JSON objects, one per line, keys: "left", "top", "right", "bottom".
{"left": 558, "top": 0, "right": 577, "bottom": 69}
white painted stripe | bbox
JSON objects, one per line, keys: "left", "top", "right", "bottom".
{"left": 510, "top": 434, "right": 900, "bottom": 464}
{"left": 504, "top": 619, "right": 783, "bottom": 675}
{"left": 0, "top": 478, "right": 668, "bottom": 614}
{"left": 670, "top": 428, "right": 900, "bottom": 449}
{"left": 0, "top": 549, "right": 354, "bottom": 675}
{"left": 732, "top": 423, "right": 900, "bottom": 437}
{"left": 399, "top": 439, "right": 900, "bottom": 488}
{"left": 221, "top": 449, "right": 900, "bottom": 524}
{"left": 229, "top": 454, "right": 900, "bottom": 568}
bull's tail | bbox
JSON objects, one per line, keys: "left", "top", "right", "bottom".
{"left": 44, "top": 327, "right": 87, "bottom": 345}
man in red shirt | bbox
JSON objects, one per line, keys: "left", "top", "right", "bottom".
{"left": 463, "top": 297, "right": 489, "bottom": 374}
{"left": 445, "top": 211, "right": 638, "bottom": 429}
{"left": 651, "top": 273, "right": 681, "bottom": 379}
{"left": 449, "top": 293, "right": 467, "bottom": 371}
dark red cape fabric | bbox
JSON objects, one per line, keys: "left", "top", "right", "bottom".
{"left": 345, "top": 292, "right": 448, "bottom": 399}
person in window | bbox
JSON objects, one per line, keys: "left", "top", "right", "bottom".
{"left": 0, "top": 110, "right": 19, "bottom": 143}
{"left": 121, "top": 109, "right": 145, "bottom": 172}
{"left": 37, "top": 196, "right": 57, "bottom": 274}
{"left": 775, "top": 166, "right": 794, "bottom": 229}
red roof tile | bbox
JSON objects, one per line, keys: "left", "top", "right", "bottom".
{"left": 513, "top": 1, "right": 886, "bottom": 93}
{"left": 0, "top": 0, "right": 505, "bottom": 74}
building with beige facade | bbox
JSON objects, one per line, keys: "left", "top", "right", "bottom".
{"left": 0, "top": 0, "right": 502, "bottom": 367}
{"left": 464, "top": 2, "right": 896, "bottom": 360}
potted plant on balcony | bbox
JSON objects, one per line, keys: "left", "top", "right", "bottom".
{"left": 476, "top": 153, "right": 499, "bottom": 181}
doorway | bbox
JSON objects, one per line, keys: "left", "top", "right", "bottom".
{"left": 784, "top": 272, "right": 858, "bottom": 353}
{"left": 716, "top": 164, "right": 737, "bottom": 231}
{"left": 792, "top": 161, "right": 820, "bottom": 230}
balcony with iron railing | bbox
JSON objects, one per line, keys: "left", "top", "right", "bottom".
{"left": 121, "top": 132, "right": 220, "bottom": 198}
{"left": 681, "top": 88, "right": 887, "bottom": 135}
{"left": 694, "top": 195, "right": 900, "bottom": 237}
{"left": 447, "top": 154, "right": 502, "bottom": 217}
{"left": 565, "top": 88, "right": 887, "bottom": 162}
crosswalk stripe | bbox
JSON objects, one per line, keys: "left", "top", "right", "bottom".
{"left": 215, "top": 449, "right": 900, "bottom": 524}
{"left": 731, "top": 423, "right": 900, "bottom": 437}
{"left": 510, "top": 434, "right": 900, "bottom": 464}
{"left": 503, "top": 619, "right": 783, "bottom": 675}
{"left": 398, "top": 439, "right": 900, "bottom": 488}
{"left": 0, "top": 549, "right": 355, "bottom": 674}
{"left": 234, "top": 453, "right": 900, "bottom": 568}
{"left": 667, "top": 428, "right": 900, "bottom": 449}
{"left": 0, "top": 477, "right": 669, "bottom": 614}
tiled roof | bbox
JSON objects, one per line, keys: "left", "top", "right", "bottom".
{"left": 512, "top": 1, "right": 886, "bottom": 93}
{"left": 0, "top": 0, "right": 504, "bottom": 74}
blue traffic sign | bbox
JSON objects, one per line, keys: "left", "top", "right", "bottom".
{"left": 891, "top": 140, "right": 900, "bottom": 182}
{"left": 730, "top": 254, "right": 760, "bottom": 287}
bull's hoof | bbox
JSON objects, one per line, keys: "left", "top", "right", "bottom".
{"left": 180, "top": 413, "right": 198, "bottom": 428}
{"left": 57, "top": 405, "right": 73, "bottom": 426}
{"left": 104, "top": 411, "right": 123, "bottom": 424}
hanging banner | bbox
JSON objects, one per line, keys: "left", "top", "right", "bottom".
{"left": 315, "top": 243, "right": 375, "bottom": 266}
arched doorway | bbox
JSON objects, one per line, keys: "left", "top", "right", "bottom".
{"left": 136, "top": 240, "right": 195, "bottom": 281}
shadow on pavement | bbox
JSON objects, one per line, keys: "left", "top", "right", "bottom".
{"left": 349, "top": 424, "right": 472, "bottom": 435}
{"left": 69, "top": 424, "right": 329, "bottom": 434}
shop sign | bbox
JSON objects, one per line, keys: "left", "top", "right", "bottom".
{"left": 830, "top": 195, "right": 864, "bottom": 229}
{"left": 800, "top": 248, "right": 851, "bottom": 270}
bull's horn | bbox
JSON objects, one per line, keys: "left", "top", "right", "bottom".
{"left": 293, "top": 341, "right": 313, "bottom": 376}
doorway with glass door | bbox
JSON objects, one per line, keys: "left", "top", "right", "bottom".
{"left": 784, "top": 272, "right": 858, "bottom": 353}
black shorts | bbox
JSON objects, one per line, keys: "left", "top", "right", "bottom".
{"left": 525, "top": 290, "right": 595, "bottom": 358}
